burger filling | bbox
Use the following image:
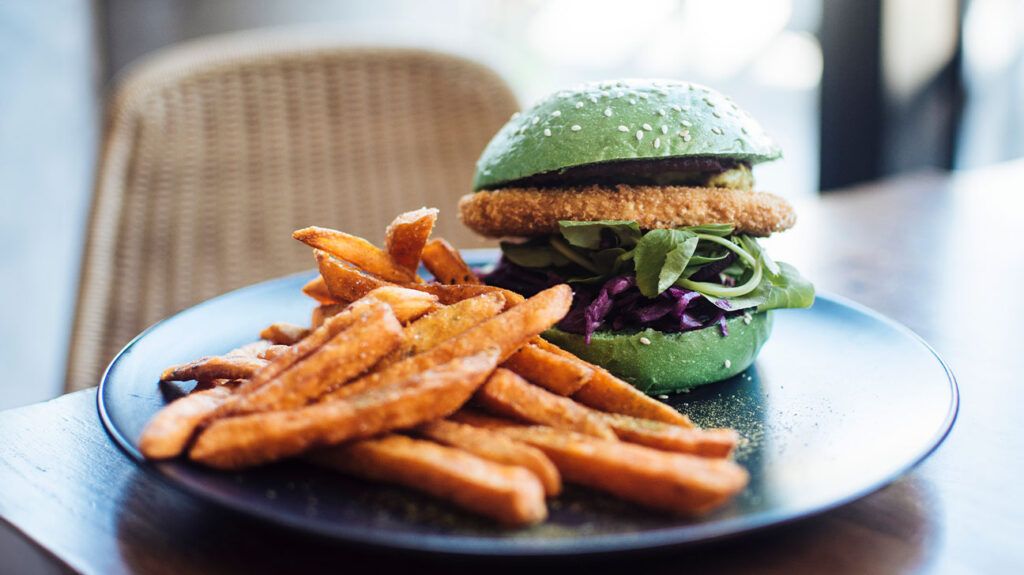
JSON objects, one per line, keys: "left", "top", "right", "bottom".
{"left": 485, "top": 220, "right": 814, "bottom": 343}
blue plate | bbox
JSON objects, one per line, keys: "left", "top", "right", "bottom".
{"left": 99, "top": 252, "right": 957, "bottom": 556}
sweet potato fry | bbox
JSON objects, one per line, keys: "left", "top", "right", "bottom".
{"left": 418, "top": 419, "right": 561, "bottom": 496}
{"left": 571, "top": 367, "right": 692, "bottom": 427}
{"left": 310, "top": 434, "right": 546, "bottom": 526}
{"left": 294, "top": 226, "right": 415, "bottom": 283}
{"left": 530, "top": 338, "right": 693, "bottom": 427}
{"left": 323, "top": 285, "right": 572, "bottom": 402}
{"left": 139, "top": 386, "right": 232, "bottom": 459}
{"left": 316, "top": 250, "right": 396, "bottom": 302}
{"left": 241, "top": 287, "right": 435, "bottom": 396}
{"left": 421, "top": 238, "right": 481, "bottom": 285}
{"left": 475, "top": 369, "right": 617, "bottom": 440}
{"left": 221, "top": 300, "right": 403, "bottom": 416}
{"left": 454, "top": 414, "right": 748, "bottom": 516}
{"left": 597, "top": 412, "right": 738, "bottom": 458}
{"left": 502, "top": 344, "right": 593, "bottom": 396}
{"left": 160, "top": 355, "right": 267, "bottom": 383}
{"left": 311, "top": 302, "right": 347, "bottom": 329}
{"left": 301, "top": 276, "right": 340, "bottom": 304}
{"left": 239, "top": 297, "right": 370, "bottom": 394}
{"left": 257, "top": 345, "right": 291, "bottom": 361}
{"left": 259, "top": 322, "right": 310, "bottom": 345}
{"left": 411, "top": 283, "right": 523, "bottom": 308}
{"left": 189, "top": 348, "right": 501, "bottom": 469}
{"left": 359, "top": 285, "right": 438, "bottom": 324}
{"left": 385, "top": 208, "right": 438, "bottom": 273}
{"left": 381, "top": 292, "right": 505, "bottom": 367}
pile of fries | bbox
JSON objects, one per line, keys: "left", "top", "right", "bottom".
{"left": 140, "top": 208, "right": 748, "bottom": 526}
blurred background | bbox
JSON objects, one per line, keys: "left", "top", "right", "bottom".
{"left": 1, "top": 0, "right": 1022, "bottom": 409}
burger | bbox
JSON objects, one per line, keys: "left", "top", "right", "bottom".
{"left": 459, "top": 79, "right": 814, "bottom": 395}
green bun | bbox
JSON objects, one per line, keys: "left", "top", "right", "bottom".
{"left": 542, "top": 312, "right": 772, "bottom": 395}
{"left": 474, "top": 79, "right": 781, "bottom": 190}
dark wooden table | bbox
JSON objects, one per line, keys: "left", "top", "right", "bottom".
{"left": 3, "top": 161, "right": 1023, "bottom": 574}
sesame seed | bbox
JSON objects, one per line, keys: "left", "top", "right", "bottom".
{"left": 681, "top": 130, "right": 692, "bottom": 142}
{"left": 639, "top": 93, "right": 649, "bottom": 100}
{"left": 671, "top": 105, "right": 682, "bottom": 112}
{"left": 571, "top": 124, "right": 581, "bottom": 131}
{"left": 741, "top": 126, "right": 749, "bottom": 134}
{"left": 642, "top": 123, "right": 652, "bottom": 131}
{"left": 575, "top": 101, "right": 584, "bottom": 109}
{"left": 654, "top": 137, "right": 661, "bottom": 149}
{"left": 551, "top": 110, "right": 562, "bottom": 117}
{"left": 604, "top": 108, "right": 613, "bottom": 117}
{"left": 681, "top": 119, "right": 692, "bottom": 127}
{"left": 704, "top": 98, "right": 716, "bottom": 107}
{"left": 639, "top": 337, "right": 652, "bottom": 345}
{"left": 661, "top": 125, "right": 669, "bottom": 134}
{"left": 618, "top": 125, "right": 629, "bottom": 132}
{"left": 589, "top": 95, "right": 599, "bottom": 104}
{"left": 711, "top": 127, "right": 724, "bottom": 135}
{"left": 712, "top": 111, "right": 722, "bottom": 118}
{"left": 543, "top": 128, "right": 552, "bottom": 136}
{"left": 657, "top": 109, "right": 665, "bottom": 116}
{"left": 724, "top": 359, "right": 732, "bottom": 369}
{"left": 629, "top": 99, "right": 636, "bottom": 105}
{"left": 532, "top": 117, "right": 539, "bottom": 125}
{"left": 511, "top": 112, "right": 520, "bottom": 120}
{"left": 657, "top": 394, "right": 669, "bottom": 400}
{"left": 636, "top": 130, "right": 644, "bottom": 141}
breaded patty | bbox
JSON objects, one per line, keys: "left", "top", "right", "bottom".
{"left": 459, "top": 185, "right": 796, "bottom": 238}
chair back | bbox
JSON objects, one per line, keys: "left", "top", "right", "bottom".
{"left": 66, "top": 35, "right": 518, "bottom": 391}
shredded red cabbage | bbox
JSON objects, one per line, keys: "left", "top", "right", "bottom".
{"left": 485, "top": 258, "right": 734, "bottom": 343}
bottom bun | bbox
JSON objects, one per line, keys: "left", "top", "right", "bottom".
{"left": 542, "top": 311, "right": 772, "bottom": 395}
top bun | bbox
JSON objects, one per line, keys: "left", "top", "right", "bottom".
{"left": 473, "top": 79, "right": 781, "bottom": 190}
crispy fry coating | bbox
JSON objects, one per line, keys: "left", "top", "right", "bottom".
{"left": 459, "top": 185, "right": 795, "bottom": 238}
{"left": 139, "top": 386, "right": 232, "bottom": 459}
{"left": 421, "top": 238, "right": 481, "bottom": 285}
{"left": 311, "top": 434, "right": 547, "bottom": 526}
{"left": 476, "top": 369, "right": 616, "bottom": 440}
{"left": 259, "top": 322, "right": 310, "bottom": 346}
{"left": 502, "top": 344, "right": 593, "bottom": 396}
{"left": 381, "top": 292, "right": 505, "bottom": 367}
{"left": 294, "top": 226, "right": 415, "bottom": 282}
{"left": 160, "top": 355, "right": 267, "bottom": 383}
{"left": 189, "top": 349, "right": 500, "bottom": 469}
{"left": 597, "top": 412, "right": 738, "bottom": 457}
{"left": 316, "top": 250, "right": 396, "bottom": 302}
{"left": 257, "top": 345, "right": 291, "bottom": 361}
{"left": 323, "top": 285, "right": 572, "bottom": 402}
{"left": 411, "top": 283, "right": 523, "bottom": 308}
{"left": 531, "top": 338, "right": 692, "bottom": 426}
{"left": 452, "top": 413, "right": 748, "bottom": 515}
{"left": 222, "top": 300, "right": 403, "bottom": 416}
{"left": 385, "top": 208, "right": 438, "bottom": 273}
{"left": 301, "top": 276, "right": 339, "bottom": 304}
{"left": 418, "top": 419, "right": 561, "bottom": 496}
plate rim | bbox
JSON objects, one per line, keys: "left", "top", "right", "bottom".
{"left": 97, "top": 269, "right": 959, "bottom": 557}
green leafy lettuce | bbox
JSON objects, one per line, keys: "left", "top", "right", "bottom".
{"left": 499, "top": 220, "right": 814, "bottom": 313}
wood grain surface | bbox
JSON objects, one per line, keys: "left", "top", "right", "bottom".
{"left": 3, "top": 160, "right": 1023, "bottom": 574}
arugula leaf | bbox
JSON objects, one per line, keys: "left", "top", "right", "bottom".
{"left": 756, "top": 261, "right": 815, "bottom": 311}
{"left": 738, "top": 235, "right": 781, "bottom": 277}
{"left": 678, "top": 223, "right": 735, "bottom": 237}
{"left": 499, "top": 240, "right": 569, "bottom": 268}
{"left": 558, "top": 220, "right": 641, "bottom": 249}
{"left": 634, "top": 229, "right": 699, "bottom": 296}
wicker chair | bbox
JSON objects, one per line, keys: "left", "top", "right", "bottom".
{"left": 65, "top": 33, "right": 518, "bottom": 392}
